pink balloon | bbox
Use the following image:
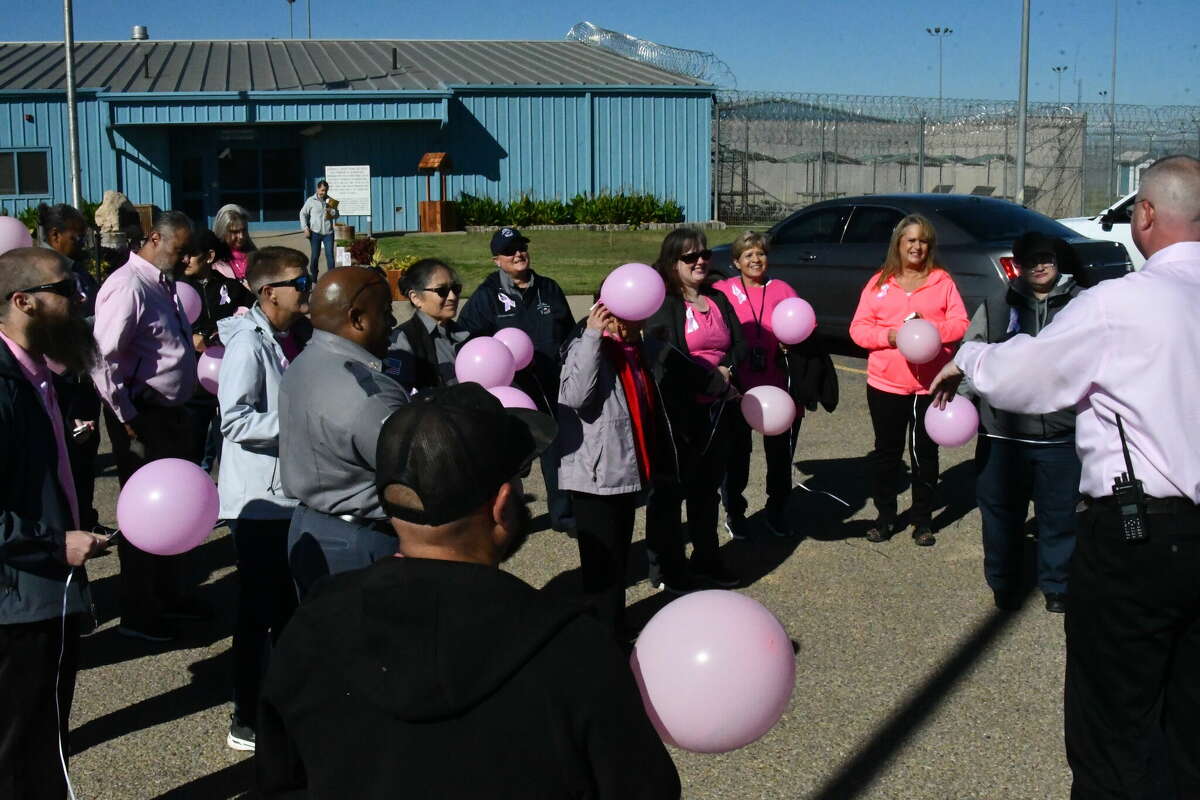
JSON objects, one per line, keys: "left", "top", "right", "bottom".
{"left": 771, "top": 297, "right": 816, "bottom": 345}
{"left": 454, "top": 337, "right": 515, "bottom": 389}
{"left": 630, "top": 590, "right": 795, "bottom": 753}
{"left": 176, "top": 282, "right": 202, "bottom": 325}
{"left": 197, "top": 345, "right": 224, "bottom": 394}
{"left": 487, "top": 385, "right": 537, "bottom": 410}
{"left": 740, "top": 385, "right": 797, "bottom": 436}
{"left": 116, "top": 458, "right": 219, "bottom": 555}
{"left": 924, "top": 394, "right": 980, "bottom": 447}
{"left": 0, "top": 216, "right": 34, "bottom": 255}
{"left": 494, "top": 327, "right": 534, "bottom": 371}
{"left": 599, "top": 263, "right": 666, "bottom": 322}
{"left": 896, "top": 318, "right": 942, "bottom": 364}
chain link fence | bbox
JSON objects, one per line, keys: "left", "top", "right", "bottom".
{"left": 714, "top": 92, "right": 1200, "bottom": 225}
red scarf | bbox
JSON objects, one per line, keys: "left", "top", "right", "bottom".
{"left": 602, "top": 336, "right": 656, "bottom": 484}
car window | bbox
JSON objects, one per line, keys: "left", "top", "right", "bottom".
{"left": 842, "top": 207, "right": 905, "bottom": 244}
{"left": 771, "top": 207, "right": 851, "bottom": 245}
{"left": 935, "top": 201, "right": 1078, "bottom": 242}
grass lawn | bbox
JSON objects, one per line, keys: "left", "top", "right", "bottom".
{"left": 375, "top": 227, "right": 759, "bottom": 296}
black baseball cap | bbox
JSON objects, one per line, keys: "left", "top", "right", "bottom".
{"left": 376, "top": 383, "right": 557, "bottom": 526}
{"left": 1012, "top": 232, "right": 1081, "bottom": 274}
{"left": 490, "top": 227, "right": 530, "bottom": 256}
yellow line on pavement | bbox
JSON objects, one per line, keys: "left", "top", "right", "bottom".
{"left": 834, "top": 363, "right": 868, "bottom": 375}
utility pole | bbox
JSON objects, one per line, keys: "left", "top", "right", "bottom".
{"left": 925, "top": 26, "right": 954, "bottom": 121}
{"left": 1052, "top": 65, "right": 1068, "bottom": 105}
{"left": 1015, "top": 1, "right": 1030, "bottom": 205}
{"left": 307, "top": 0, "right": 312, "bottom": 38}
{"left": 287, "top": 0, "right": 294, "bottom": 38}
{"left": 63, "top": 0, "right": 82, "bottom": 209}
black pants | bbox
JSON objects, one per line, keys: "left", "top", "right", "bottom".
{"left": 65, "top": 421, "right": 100, "bottom": 531}
{"left": 866, "top": 385, "right": 939, "bottom": 527}
{"left": 104, "top": 404, "right": 195, "bottom": 628}
{"left": 646, "top": 400, "right": 733, "bottom": 581}
{"left": 975, "top": 437, "right": 1080, "bottom": 596}
{"left": 231, "top": 519, "right": 298, "bottom": 728}
{"left": 0, "top": 616, "right": 80, "bottom": 800}
{"left": 722, "top": 412, "right": 801, "bottom": 519}
{"left": 570, "top": 491, "right": 638, "bottom": 637}
{"left": 1065, "top": 502, "right": 1200, "bottom": 799}
{"left": 182, "top": 399, "right": 219, "bottom": 473}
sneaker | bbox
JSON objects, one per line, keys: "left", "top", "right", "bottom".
{"left": 227, "top": 715, "right": 256, "bottom": 751}
{"left": 116, "top": 620, "right": 176, "bottom": 643}
{"left": 724, "top": 516, "right": 750, "bottom": 540}
{"left": 652, "top": 573, "right": 698, "bottom": 595}
{"left": 691, "top": 561, "right": 739, "bottom": 588}
{"left": 912, "top": 525, "right": 937, "bottom": 547}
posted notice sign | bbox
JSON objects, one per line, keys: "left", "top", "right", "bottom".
{"left": 324, "top": 165, "right": 372, "bottom": 216}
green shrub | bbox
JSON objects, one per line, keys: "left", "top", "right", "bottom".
{"left": 459, "top": 191, "right": 683, "bottom": 227}
{"left": 16, "top": 206, "right": 39, "bottom": 235}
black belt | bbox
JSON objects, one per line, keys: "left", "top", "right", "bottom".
{"left": 1085, "top": 495, "right": 1199, "bottom": 515}
{"left": 335, "top": 513, "right": 395, "bottom": 535}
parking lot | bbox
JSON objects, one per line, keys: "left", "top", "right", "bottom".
{"left": 66, "top": 332, "right": 1073, "bottom": 799}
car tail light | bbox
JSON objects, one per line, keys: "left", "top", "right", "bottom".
{"left": 999, "top": 257, "right": 1020, "bottom": 280}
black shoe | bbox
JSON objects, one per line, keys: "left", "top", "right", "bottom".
{"left": 691, "top": 561, "right": 739, "bottom": 588}
{"left": 765, "top": 509, "right": 795, "bottom": 538}
{"left": 227, "top": 714, "right": 256, "bottom": 752}
{"left": 1044, "top": 593, "right": 1067, "bottom": 614}
{"left": 866, "top": 518, "right": 894, "bottom": 543}
{"left": 724, "top": 515, "right": 751, "bottom": 540}
{"left": 912, "top": 525, "right": 936, "bottom": 547}
{"left": 993, "top": 590, "right": 1022, "bottom": 612}
{"left": 652, "top": 573, "right": 698, "bottom": 595}
{"left": 116, "top": 619, "right": 177, "bottom": 643}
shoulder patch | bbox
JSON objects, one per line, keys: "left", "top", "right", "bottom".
{"left": 344, "top": 360, "right": 383, "bottom": 397}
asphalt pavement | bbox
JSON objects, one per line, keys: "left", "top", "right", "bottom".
{"left": 66, "top": 296, "right": 1072, "bottom": 799}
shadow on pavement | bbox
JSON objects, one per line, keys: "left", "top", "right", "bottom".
{"left": 151, "top": 757, "right": 257, "bottom": 799}
{"left": 807, "top": 594, "right": 1033, "bottom": 800}
{"left": 930, "top": 460, "right": 978, "bottom": 534}
{"left": 791, "top": 456, "right": 874, "bottom": 541}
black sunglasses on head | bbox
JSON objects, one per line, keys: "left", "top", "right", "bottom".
{"left": 263, "top": 274, "right": 313, "bottom": 294}
{"left": 5, "top": 276, "right": 80, "bottom": 301}
{"left": 679, "top": 249, "right": 713, "bottom": 264}
{"left": 423, "top": 283, "right": 463, "bottom": 298}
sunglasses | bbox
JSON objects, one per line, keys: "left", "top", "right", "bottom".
{"left": 263, "top": 274, "right": 313, "bottom": 293}
{"left": 423, "top": 283, "right": 463, "bottom": 299}
{"left": 5, "top": 276, "right": 80, "bottom": 301}
{"left": 679, "top": 249, "right": 713, "bottom": 265}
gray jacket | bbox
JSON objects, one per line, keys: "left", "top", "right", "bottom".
{"left": 216, "top": 306, "right": 298, "bottom": 520}
{"left": 300, "top": 195, "right": 337, "bottom": 236}
{"left": 963, "top": 274, "right": 1080, "bottom": 441}
{"left": 278, "top": 330, "right": 409, "bottom": 519}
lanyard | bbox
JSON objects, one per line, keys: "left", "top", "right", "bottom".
{"left": 740, "top": 275, "right": 766, "bottom": 334}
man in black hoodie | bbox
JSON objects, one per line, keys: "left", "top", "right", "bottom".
{"left": 256, "top": 383, "right": 681, "bottom": 800}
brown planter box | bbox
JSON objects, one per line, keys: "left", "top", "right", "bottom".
{"left": 418, "top": 200, "right": 459, "bottom": 233}
{"left": 384, "top": 269, "right": 407, "bottom": 301}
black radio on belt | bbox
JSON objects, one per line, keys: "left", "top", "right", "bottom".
{"left": 1112, "top": 415, "right": 1148, "bottom": 543}
{"left": 749, "top": 346, "right": 768, "bottom": 372}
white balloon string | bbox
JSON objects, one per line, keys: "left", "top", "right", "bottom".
{"left": 796, "top": 480, "right": 851, "bottom": 508}
{"left": 57, "top": 568, "right": 78, "bottom": 800}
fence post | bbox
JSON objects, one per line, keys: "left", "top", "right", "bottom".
{"left": 818, "top": 117, "right": 827, "bottom": 200}
{"left": 916, "top": 114, "right": 926, "bottom": 192}
{"left": 712, "top": 101, "right": 720, "bottom": 222}
{"left": 1079, "top": 114, "right": 1087, "bottom": 216}
{"left": 833, "top": 118, "right": 839, "bottom": 197}
{"left": 1003, "top": 116, "right": 1010, "bottom": 199}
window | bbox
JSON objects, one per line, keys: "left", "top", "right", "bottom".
{"left": 936, "top": 200, "right": 1077, "bottom": 242}
{"left": 771, "top": 207, "right": 851, "bottom": 245}
{"left": 842, "top": 207, "right": 904, "bottom": 244}
{"left": 0, "top": 150, "right": 50, "bottom": 196}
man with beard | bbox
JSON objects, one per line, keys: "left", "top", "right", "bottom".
{"left": 279, "top": 267, "right": 408, "bottom": 598}
{"left": 91, "top": 210, "right": 200, "bottom": 643}
{"left": 257, "top": 383, "right": 681, "bottom": 800}
{"left": 0, "top": 247, "right": 110, "bottom": 800}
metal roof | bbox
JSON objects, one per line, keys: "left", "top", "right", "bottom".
{"left": 0, "top": 39, "right": 708, "bottom": 93}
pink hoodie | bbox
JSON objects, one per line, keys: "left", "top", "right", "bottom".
{"left": 849, "top": 268, "right": 969, "bottom": 395}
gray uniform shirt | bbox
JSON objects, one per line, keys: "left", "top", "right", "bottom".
{"left": 278, "top": 329, "right": 409, "bottom": 519}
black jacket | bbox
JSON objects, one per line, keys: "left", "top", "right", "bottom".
{"left": 183, "top": 272, "right": 256, "bottom": 343}
{"left": 783, "top": 334, "right": 839, "bottom": 413}
{"left": 257, "top": 557, "right": 680, "bottom": 800}
{"left": 0, "top": 338, "right": 93, "bottom": 625}
{"left": 457, "top": 270, "right": 576, "bottom": 412}
{"left": 965, "top": 276, "right": 1080, "bottom": 440}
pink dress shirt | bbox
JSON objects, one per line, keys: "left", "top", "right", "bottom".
{"left": 955, "top": 241, "right": 1200, "bottom": 502}
{"left": 0, "top": 330, "right": 79, "bottom": 527}
{"left": 90, "top": 252, "right": 197, "bottom": 423}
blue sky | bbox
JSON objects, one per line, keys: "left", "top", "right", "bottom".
{"left": 8, "top": 0, "right": 1199, "bottom": 106}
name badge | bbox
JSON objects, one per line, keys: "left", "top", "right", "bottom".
{"left": 536, "top": 302, "right": 552, "bottom": 316}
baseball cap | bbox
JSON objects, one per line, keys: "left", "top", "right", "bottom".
{"left": 375, "top": 383, "right": 557, "bottom": 526}
{"left": 490, "top": 227, "right": 531, "bottom": 256}
{"left": 1011, "top": 231, "right": 1081, "bottom": 273}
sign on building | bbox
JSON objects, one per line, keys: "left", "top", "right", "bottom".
{"left": 323, "top": 165, "right": 372, "bottom": 216}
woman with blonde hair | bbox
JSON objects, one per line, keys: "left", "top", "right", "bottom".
{"left": 213, "top": 204, "right": 257, "bottom": 282}
{"left": 849, "top": 214, "right": 968, "bottom": 546}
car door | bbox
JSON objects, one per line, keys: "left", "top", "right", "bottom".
{"left": 833, "top": 205, "right": 907, "bottom": 335}
{"left": 766, "top": 205, "right": 852, "bottom": 337}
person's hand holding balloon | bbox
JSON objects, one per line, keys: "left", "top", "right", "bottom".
{"left": 929, "top": 361, "right": 965, "bottom": 409}
{"left": 586, "top": 302, "right": 614, "bottom": 332}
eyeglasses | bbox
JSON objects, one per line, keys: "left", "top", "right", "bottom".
{"left": 263, "top": 274, "right": 313, "bottom": 294}
{"left": 5, "top": 277, "right": 80, "bottom": 301}
{"left": 497, "top": 246, "right": 528, "bottom": 257}
{"left": 423, "top": 283, "right": 463, "bottom": 298}
{"left": 679, "top": 249, "right": 713, "bottom": 264}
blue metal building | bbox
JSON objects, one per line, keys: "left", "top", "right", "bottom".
{"left": 0, "top": 39, "right": 714, "bottom": 230}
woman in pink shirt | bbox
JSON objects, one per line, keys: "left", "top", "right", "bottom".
{"left": 213, "top": 205, "right": 256, "bottom": 284}
{"left": 713, "top": 231, "right": 801, "bottom": 537}
{"left": 643, "top": 228, "right": 745, "bottom": 594}
{"left": 849, "top": 214, "right": 968, "bottom": 546}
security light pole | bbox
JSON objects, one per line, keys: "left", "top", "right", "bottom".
{"left": 925, "top": 26, "right": 953, "bottom": 121}
{"left": 1015, "top": 0, "right": 1029, "bottom": 206}
{"left": 1052, "top": 65, "right": 1068, "bottom": 105}
{"left": 63, "top": 0, "right": 82, "bottom": 209}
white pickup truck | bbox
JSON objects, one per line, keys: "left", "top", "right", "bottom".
{"left": 1057, "top": 192, "right": 1144, "bottom": 270}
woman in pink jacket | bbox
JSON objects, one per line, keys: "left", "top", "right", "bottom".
{"left": 849, "top": 214, "right": 968, "bottom": 546}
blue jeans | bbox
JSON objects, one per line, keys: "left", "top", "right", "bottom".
{"left": 308, "top": 232, "right": 335, "bottom": 278}
{"left": 975, "top": 436, "right": 1080, "bottom": 596}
